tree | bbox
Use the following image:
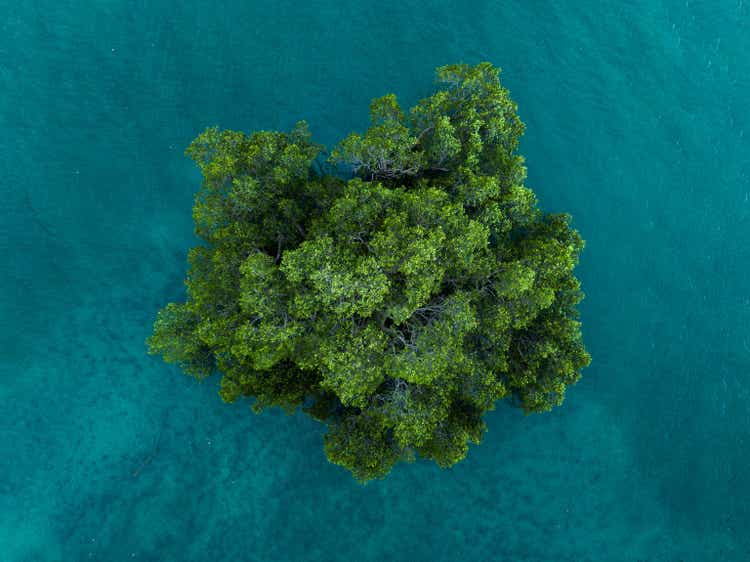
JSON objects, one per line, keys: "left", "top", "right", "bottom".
{"left": 148, "top": 62, "right": 590, "bottom": 482}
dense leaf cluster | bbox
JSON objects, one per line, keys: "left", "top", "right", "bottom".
{"left": 148, "top": 63, "right": 590, "bottom": 481}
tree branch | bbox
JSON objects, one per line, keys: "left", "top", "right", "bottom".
{"left": 274, "top": 238, "right": 283, "bottom": 263}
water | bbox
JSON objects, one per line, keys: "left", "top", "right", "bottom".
{"left": 2, "top": 1, "right": 748, "bottom": 560}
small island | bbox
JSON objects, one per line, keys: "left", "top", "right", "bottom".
{"left": 148, "top": 62, "right": 590, "bottom": 482}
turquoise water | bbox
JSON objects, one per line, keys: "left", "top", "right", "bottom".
{"left": 2, "top": 1, "right": 748, "bottom": 560}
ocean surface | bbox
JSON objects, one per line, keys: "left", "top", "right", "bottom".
{"left": 2, "top": 1, "right": 748, "bottom": 560}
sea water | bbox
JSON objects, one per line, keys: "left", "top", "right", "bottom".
{"left": 1, "top": 1, "right": 748, "bottom": 560}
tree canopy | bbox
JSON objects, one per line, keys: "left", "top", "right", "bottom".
{"left": 148, "top": 62, "right": 590, "bottom": 482}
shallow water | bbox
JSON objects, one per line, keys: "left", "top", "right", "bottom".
{"left": 2, "top": 1, "right": 749, "bottom": 560}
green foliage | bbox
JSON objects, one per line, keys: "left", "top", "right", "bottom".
{"left": 147, "top": 62, "right": 590, "bottom": 482}
{"left": 330, "top": 94, "right": 424, "bottom": 181}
